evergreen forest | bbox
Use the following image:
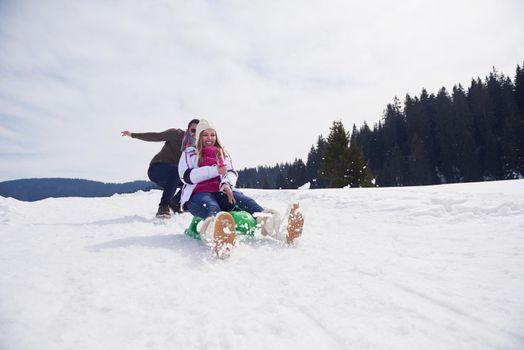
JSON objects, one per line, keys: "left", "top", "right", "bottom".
{"left": 237, "top": 63, "right": 524, "bottom": 188}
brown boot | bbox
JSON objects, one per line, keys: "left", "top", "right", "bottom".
{"left": 212, "top": 212, "right": 236, "bottom": 258}
{"left": 255, "top": 208, "right": 282, "bottom": 236}
{"left": 198, "top": 217, "right": 214, "bottom": 242}
{"left": 286, "top": 203, "right": 304, "bottom": 244}
{"left": 155, "top": 205, "right": 171, "bottom": 219}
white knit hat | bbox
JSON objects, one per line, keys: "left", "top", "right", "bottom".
{"left": 196, "top": 118, "right": 216, "bottom": 139}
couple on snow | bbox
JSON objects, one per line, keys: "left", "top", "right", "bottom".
{"left": 123, "top": 119, "right": 293, "bottom": 247}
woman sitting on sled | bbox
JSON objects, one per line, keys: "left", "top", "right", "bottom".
{"left": 178, "top": 119, "right": 302, "bottom": 255}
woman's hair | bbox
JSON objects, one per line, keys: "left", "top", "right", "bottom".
{"left": 196, "top": 129, "right": 228, "bottom": 164}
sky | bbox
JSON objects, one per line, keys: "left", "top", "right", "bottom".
{"left": 1, "top": 0, "right": 523, "bottom": 183}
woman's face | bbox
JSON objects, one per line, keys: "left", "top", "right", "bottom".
{"left": 200, "top": 128, "right": 216, "bottom": 147}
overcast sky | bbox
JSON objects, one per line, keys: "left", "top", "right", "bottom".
{"left": 1, "top": 0, "right": 523, "bottom": 182}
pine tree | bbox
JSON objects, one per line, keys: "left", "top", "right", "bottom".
{"left": 287, "top": 158, "right": 307, "bottom": 188}
{"left": 433, "top": 87, "right": 454, "bottom": 182}
{"left": 404, "top": 92, "right": 437, "bottom": 184}
{"left": 382, "top": 143, "right": 406, "bottom": 186}
{"left": 516, "top": 64, "right": 524, "bottom": 112}
{"left": 275, "top": 172, "right": 286, "bottom": 189}
{"left": 385, "top": 97, "right": 408, "bottom": 153}
{"left": 468, "top": 78, "right": 496, "bottom": 179}
{"left": 407, "top": 134, "right": 433, "bottom": 185}
{"left": 347, "top": 127, "right": 374, "bottom": 187}
{"left": 418, "top": 89, "right": 438, "bottom": 177}
{"left": 499, "top": 69, "right": 524, "bottom": 178}
{"left": 451, "top": 85, "right": 479, "bottom": 182}
{"left": 320, "top": 121, "right": 350, "bottom": 187}
{"left": 305, "top": 136, "right": 327, "bottom": 188}
{"left": 379, "top": 100, "right": 409, "bottom": 185}
{"left": 514, "top": 63, "right": 524, "bottom": 175}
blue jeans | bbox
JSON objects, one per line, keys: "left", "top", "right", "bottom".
{"left": 147, "top": 163, "right": 180, "bottom": 206}
{"left": 186, "top": 191, "right": 264, "bottom": 219}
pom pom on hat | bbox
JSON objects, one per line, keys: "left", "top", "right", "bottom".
{"left": 196, "top": 119, "right": 216, "bottom": 138}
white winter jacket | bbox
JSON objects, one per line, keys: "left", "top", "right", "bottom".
{"left": 178, "top": 146, "right": 238, "bottom": 208}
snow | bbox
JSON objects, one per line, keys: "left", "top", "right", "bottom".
{"left": 1, "top": 180, "right": 524, "bottom": 350}
{"left": 298, "top": 182, "right": 311, "bottom": 190}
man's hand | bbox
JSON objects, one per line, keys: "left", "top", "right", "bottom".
{"left": 121, "top": 131, "right": 132, "bottom": 137}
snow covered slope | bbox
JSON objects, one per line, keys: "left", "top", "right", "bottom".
{"left": 1, "top": 180, "right": 524, "bottom": 350}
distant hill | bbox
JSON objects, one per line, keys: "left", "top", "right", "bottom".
{"left": 0, "top": 178, "right": 157, "bottom": 202}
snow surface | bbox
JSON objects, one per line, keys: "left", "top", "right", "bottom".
{"left": 1, "top": 180, "right": 524, "bottom": 350}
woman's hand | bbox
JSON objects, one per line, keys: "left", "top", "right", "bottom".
{"left": 121, "top": 130, "right": 132, "bottom": 137}
{"left": 222, "top": 184, "right": 235, "bottom": 204}
{"left": 217, "top": 164, "right": 227, "bottom": 175}
{"left": 217, "top": 155, "right": 227, "bottom": 175}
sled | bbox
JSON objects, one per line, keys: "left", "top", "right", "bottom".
{"left": 184, "top": 210, "right": 257, "bottom": 240}
{"left": 184, "top": 203, "right": 304, "bottom": 244}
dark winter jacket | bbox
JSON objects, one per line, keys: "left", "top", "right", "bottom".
{"left": 131, "top": 129, "right": 185, "bottom": 165}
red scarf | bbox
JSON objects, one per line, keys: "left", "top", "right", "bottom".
{"left": 193, "top": 146, "right": 222, "bottom": 193}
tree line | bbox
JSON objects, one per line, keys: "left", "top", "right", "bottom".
{"left": 237, "top": 63, "right": 524, "bottom": 188}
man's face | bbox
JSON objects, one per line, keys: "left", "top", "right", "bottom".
{"left": 188, "top": 123, "right": 198, "bottom": 138}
